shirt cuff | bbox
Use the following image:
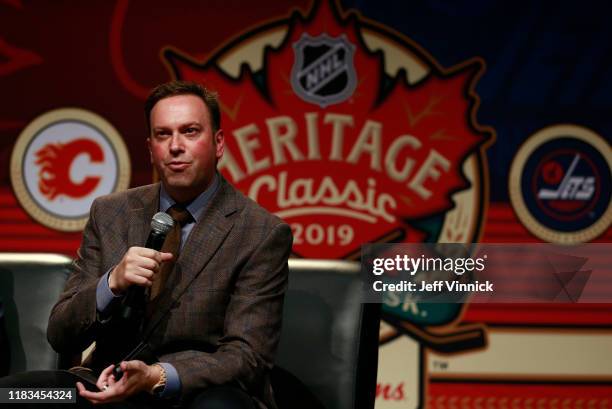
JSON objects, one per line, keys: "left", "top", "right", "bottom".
{"left": 158, "top": 363, "right": 181, "bottom": 398}
{"left": 96, "top": 269, "right": 122, "bottom": 315}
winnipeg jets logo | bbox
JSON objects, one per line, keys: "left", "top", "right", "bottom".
{"left": 537, "top": 154, "right": 595, "bottom": 201}
{"left": 509, "top": 124, "right": 611, "bottom": 244}
{"left": 291, "top": 33, "right": 356, "bottom": 107}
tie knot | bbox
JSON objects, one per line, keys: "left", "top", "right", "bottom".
{"left": 167, "top": 205, "right": 193, "bottom": 226}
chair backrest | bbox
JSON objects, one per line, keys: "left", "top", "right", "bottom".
{"left": 275, "top": 259, "right": 380, "bottom": 409}
{"left": 0, "top": 253, "right": 72, "bottom": 374}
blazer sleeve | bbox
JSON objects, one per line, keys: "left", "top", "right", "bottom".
{"left": 158, "top": 221, "right": 293, "bottom": 399}
{"left": 47, "top": 198, "right": 105, "bottom": 353}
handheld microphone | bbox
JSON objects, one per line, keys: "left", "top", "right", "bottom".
{"left": 113, "top": 212, "right": 174, "bottom": 382}
{"left": 119, "top": 212, "right": 174, "bottom": 322}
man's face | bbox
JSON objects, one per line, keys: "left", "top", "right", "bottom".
{"left": 148, "top": 94, "right": 224, "bottom": 203}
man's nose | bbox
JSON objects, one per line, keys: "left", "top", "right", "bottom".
{"left": 169, "top": 134, "right": 184, "bottom": 153}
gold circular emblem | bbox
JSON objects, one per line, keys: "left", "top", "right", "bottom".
{"left": 509, "top": 124, "right": 611, "bottom": 244}
{"left": 10, "top": 108, "right": 131, "bottom": 232}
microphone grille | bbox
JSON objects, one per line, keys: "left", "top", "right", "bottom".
{"left": 151, "top": 211, "right": 174, "bottom": 234}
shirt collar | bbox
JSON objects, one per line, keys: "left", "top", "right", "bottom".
{"left": 159, "top": 173, "right": 220, "bottom": 224}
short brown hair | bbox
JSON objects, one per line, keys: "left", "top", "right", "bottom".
{"left": 144, "top": 80, "right": 221, "bottom": 134}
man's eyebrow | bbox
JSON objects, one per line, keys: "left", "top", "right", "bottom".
{"left": 152, "top": 122, "right": 201, "bottom": 132}
{"left": 180, "top": 122, "right": 201, "bottom": 128}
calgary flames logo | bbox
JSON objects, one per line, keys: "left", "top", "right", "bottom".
{"left": 10, "top": 108, "right": 130, "bottom": 232}
{"left": 35, "top": 139, "right": 104, "bottom": 200}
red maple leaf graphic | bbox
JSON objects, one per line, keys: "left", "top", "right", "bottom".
{"left": 165, "top": 1, "right": 490, "bottom": 258}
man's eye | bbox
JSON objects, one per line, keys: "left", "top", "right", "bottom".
{"left": 185, "top": 128, "right": 197, "bottom": 134}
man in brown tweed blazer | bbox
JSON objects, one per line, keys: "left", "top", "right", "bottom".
{"left": 0, "top": 81, "right": 292, "bottom": 408}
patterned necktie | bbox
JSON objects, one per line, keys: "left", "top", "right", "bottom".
{"left": 150, "top": 205, "right": 193, "bottom": 301}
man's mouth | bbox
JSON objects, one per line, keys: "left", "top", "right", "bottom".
{"left": 167, "top": 161, "right": 190, "bottom": 171}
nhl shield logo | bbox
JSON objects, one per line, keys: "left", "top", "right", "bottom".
{"left": 291, "top": 33, "right": 356, "bottom": 107}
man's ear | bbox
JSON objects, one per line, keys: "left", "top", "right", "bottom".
{"left": 147, "top": 137, "right": 153, "bottom": 164}
{"left": 215, "top": 129, "right": 224, "bottom": 159}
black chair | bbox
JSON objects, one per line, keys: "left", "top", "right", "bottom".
{"left": 0, "top": 252, "right": 72, "bottom": 375}
{"left": 273, "top": 259, "right": 380, "bottom": 409}
{"left": 0, "top": 254, "right": 380, "bottom": 408}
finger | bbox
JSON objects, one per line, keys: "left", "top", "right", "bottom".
{"left": 125, "top": 271, "right": 153, "bottom": 287}
{"left": 77, "top": 382, "right": 100, "bottom": 405}
{"left": 130, "top": 246, "right": 157, "bottom": 257}
{"left": 95, "top": 380, "right": 106, "bottom": 392}
{"left": 135, "top": 266, "right": 155, "bottom": 280}
{"left": 120, "top": 360, "right": 131, "bottom": 372}
{"left": 76, "top": 382, "right": 87, "bottom": 394}
{"left": 137, "top": 247, "right": 170, "bottom": 262}
{"left": 96, "top": 364, "right": 115, "bottom": 391}
{"left": 137, "top": 256, "right": 159, "bottom": 271}
{"left": 118, "top": 361, "right": 145, "bottom": 393}
{"left": 79, "top": 385, "right": 120, "bottom": 404}
{"left": 107, "top": 374, "right": 116, "bottom": 388}
{"left": 126, "top": 264, "right": 156, "bottom": 279}
{"left": 159, "top": 252, "right": 174, "bottom": 262}
{"left": 148, "top": 252, "right": 173, "bottom": 267}
{"left": 121, "top": 359, "right": 144, "bottom": 374}
{"left": 76, "top": 382, "right": 102, "bottom": 403}
{"left": 100, "top": 364, "right": 115, "bottom": 378}
{"left": 78, "top": 387, "right": 105, "bottom": 403}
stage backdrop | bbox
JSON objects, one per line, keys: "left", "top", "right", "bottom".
{"left": 1, "top": 1, "right": 611, "bottom": 407}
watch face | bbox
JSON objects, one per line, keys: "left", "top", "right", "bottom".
{"left": 152, "top": 385, "right": 165, "bottom": 397}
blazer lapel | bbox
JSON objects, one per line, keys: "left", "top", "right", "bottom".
{"left": 128, "top": 184, "right": 160, "bottom": 248}
{"left": 144, "top": 177, "right": 239, "bottom": 335}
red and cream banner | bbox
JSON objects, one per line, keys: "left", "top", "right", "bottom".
{"left": 1, "top": 1, "right": 610, "bottom": 407}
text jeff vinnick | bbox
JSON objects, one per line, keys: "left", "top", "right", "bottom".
{"left": 373, "top": 280, "right": 494, "bottom": 292}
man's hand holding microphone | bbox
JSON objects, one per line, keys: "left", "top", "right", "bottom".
{"left": 78, "top": 212, "right": 175, "bottom": 403}
{"left": 108, "top": 247, "right": 173, "bottom": 294}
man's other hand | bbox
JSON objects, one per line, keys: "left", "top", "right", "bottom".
{"left": 108, "top": 247, "right": 173, "bottom": 293}
{"left": 76, "top": 361, "right": 162, "bottom": 404}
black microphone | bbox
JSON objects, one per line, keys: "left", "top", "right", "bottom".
{"left": 119, "top": 212, "right": 174, "bottom": 322}
{"left": 112, "top": 212, "right": 174, "bottom": 382}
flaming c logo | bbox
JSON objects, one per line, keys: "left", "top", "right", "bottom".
{"left": 35, "top": 139, "right": 104, "bottom": 200}
{"left": 10, "top": 108, "right": 130, "bottom": 232}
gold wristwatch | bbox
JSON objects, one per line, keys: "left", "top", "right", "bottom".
{"left": 150, "top": 363, "right": 167, "bottom": 397}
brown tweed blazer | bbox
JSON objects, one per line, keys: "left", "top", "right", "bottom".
{"left": 47, "top": 176, "right": 292, "bottom": 408}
